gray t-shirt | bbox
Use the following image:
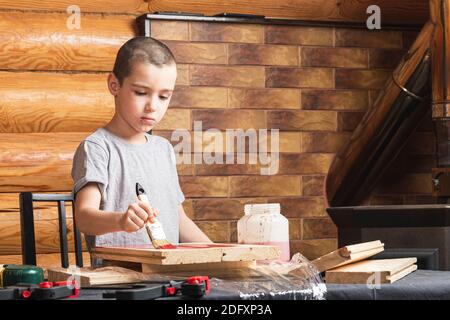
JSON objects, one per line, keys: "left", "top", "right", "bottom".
{"left": 71, "top": 127, "right": 184, "bottom": 259}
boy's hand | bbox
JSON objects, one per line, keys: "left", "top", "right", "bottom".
{"left": 120, "top": 200, "right": 160, "bottom": 233}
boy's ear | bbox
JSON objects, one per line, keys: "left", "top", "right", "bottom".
{"left": 107, "top": 73, "right": 120, "bottom": 96}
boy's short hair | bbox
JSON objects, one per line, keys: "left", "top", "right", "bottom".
{"left": 112, "top": 36, "right": 176, "bottom": 85}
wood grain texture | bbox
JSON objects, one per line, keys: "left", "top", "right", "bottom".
{"left": 0, "top": 1, "right": 148, "bottom": 13}
{"left": 148, "top": 0, "right": 428, "bottom": 25}
{"left": 0, "top": 252, "right": 91, "bottom": 270}
{"left": 0, "top": 11, "right": 135, "bottom": 71}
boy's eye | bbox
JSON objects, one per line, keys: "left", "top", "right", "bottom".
{"left": 160, "top": 95, "right": 171, "bottom": 100}
{"left": 134, "top": 91, "right": 147, "bottom": 96}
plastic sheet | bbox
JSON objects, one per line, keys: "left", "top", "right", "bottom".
{"left": 210, "top": 253, "right": 326, "bottom": 300}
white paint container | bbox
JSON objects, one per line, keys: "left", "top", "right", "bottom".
{"left": 237, "top": 203, "right": 290, "bottom": 261}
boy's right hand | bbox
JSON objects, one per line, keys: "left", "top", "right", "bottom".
{"left": 120, "top": 200, "right": 160, "bottom": 233}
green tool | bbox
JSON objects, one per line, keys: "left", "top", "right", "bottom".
{"left": 1, "top": 265, "right": 44, "bottom": 287}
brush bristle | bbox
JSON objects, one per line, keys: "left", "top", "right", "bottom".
{"left": 152, "top": 239, "right": 175, "bottom": 249}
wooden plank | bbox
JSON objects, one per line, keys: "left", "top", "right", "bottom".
{"left": 386, "top": 264, "right": 418, "bottom": 283}
{"left": 47, "top": 266, "right": 155, "bottom": 287}
{"left": 142, "top": 261, "right": 256, "bottom": 278}
{"left": 312, "top": 240, "right": 384, "bottom": 272}
{"left": 0, "top": 11, "right": 135, "bottom": 71}
{"left": 91, "top": 243, "right": 280, "bottom": 266}
{"left": 147, "top": 0, "right": 428, "bottom": 26}
{"left": 0, "top": 71, "right": 189, "bottom": 133}
{"left": 0, "top": 1, "right": 149, "bottom": 14}
{"left": 325, "top": 258, "right": 417, "bottom": 284}
{"left": 0, "top": 132, "right": 83, "bottom": 192}
{"left": 0, "top": 252, "right": 91, "bottom": 270}
{"left": 0, "top": 218, "right": 87, "bottom": 255}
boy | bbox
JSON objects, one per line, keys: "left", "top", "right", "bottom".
{"left": 71, "top": 37, "right": 212, "bottom": 266}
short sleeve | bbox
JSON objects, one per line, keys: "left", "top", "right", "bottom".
{"left": 71, "top": 140, "right": 109, "bottom": 198}
{"left": 168, "top": 142, "right": 185, "bottom": 204}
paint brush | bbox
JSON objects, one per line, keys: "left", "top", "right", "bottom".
{"left": 135, "top": 182, "right": 175, "bottom": 249}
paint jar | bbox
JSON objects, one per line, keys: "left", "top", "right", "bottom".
{"left": 237, "top": 203, "right": 290, "bottom": 261}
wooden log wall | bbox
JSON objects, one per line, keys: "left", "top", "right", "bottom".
{"left": 0, "top": 1, "right": 432, "bottom": 268}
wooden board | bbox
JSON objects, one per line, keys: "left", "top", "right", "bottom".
{"left": 312, "top": 240, "right": 384, "bottom": 273}
{"left": 47, "top": 266, "right": 156, "bottom": 287}
{"left": 325, "top": 258, "right": 417, "bottom": 284}
{"left": 91, "top": 243, "right": 280, "bottom": 266}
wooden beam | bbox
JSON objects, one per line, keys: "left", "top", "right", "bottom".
{"left": 147, "top": 0, "right": 428, "bottom": 26}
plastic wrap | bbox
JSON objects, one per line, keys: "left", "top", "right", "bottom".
{"left": 210, "top": 253, "right": 326, "bottom": 300}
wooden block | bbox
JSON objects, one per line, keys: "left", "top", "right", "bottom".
{"left": 141, "top": 261, "right": 257, "bottom": 279}
{"left": 312, "top": 240, "right": 384, "bottom": 273}
{"left": 228, "top": 88, "right": 300, "bottom": 109}
{"left": 47, "top": 266, "right": 155, "bottom": 287}
{"left": 325, "top": 258, "right": 418, "bottom": 284}
{"left": 91, "top": 243, "right": 280, "bottom": 267}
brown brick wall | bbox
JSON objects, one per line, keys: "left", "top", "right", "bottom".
{"left": 151, "top": 20, "right": 428, "bottom": 260}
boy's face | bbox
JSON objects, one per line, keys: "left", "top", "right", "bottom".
{"left": 108, "top": 61, "right": 177, "bottom": 133}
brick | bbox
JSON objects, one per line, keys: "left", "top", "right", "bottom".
{"left": 171, "top": 86, "right": 227, "bottom": 109}
{"left": 267, "top": 110, "right": 337, "bottom": 131}
{"left": 335, "top": 29, "right": 403, "bottom": 49}
{"left": 254, "top": 131, "right": 302, "bottom": 153}
{"left": 180, "top": 176, "right": 228, "bottom": 197}
{"left": 335, "top": 69, "right": 391, "bottom": 89}
{"left": 266, "top": 25, "right": 333, "bottom": 46}
{"left": 302, "top": 90, "right": 369, "bottom": 111}
{"left": 190, "top": 22, "right": 264, "bottom": 43}
{"left": 229, "top": 176, "right": 301, "bottom": 197}
{"left": 267, "top": 197, "right": 328, "bottom": 218}
{"left": 276, "top": 153, "right": 333, "bottom": 175}
{"left": 229, "top": 44, "right": 298, "bottom": 66}
{"left": 289, "top": 219, "right": 302, "bottom": 240}
{"left": 186, "top": 198, "right": 267, "bottom": 220}
{"left": 192, "top": 109, "right": 266, "bottom": 130}
{"left": 301, "top": 47, "right": 368, "bottom": 68}
{"left": 290, "top": 239, "right": 338, "bottom": 260}
{"left": 176, "top": 64, "right": 189, "bottom": 86}
{"left": 230, "top": 220, "right": 238, "bottom": 242}
{"left": 194, "top": 154, "right": 261, "bottom": 175}
{"left": 155, "top": 109, "right": 190, "bottom": 130}
{"left": 337, "top": 112, "right": 364, "bottom": 131}
{"left": 151, "top": 21, "right": 189, "bottom": 41}
{"left": 302, "top": 132, "right": 350, "bottom": 153}
{"left": 266, "top": 67, "right": 334, "bottom": 88}
{"left": 165, "top": 42, "right": 227, "bottom": 64}
{"left": 302, "top": 176, "right": 325, "bottom": 196}
{"left": 369, "top": 49, "right": 406, "bottom": 69}
{"left": 303, "top": 218, "right": 337, "bottom": 239}
{"left": 229, "top": 88, "right": 300, "bottom": 109}
{"left": 196, "top": 221, "right": 229, "bottom": 242}
{"left": 190, "top": 65, "right": 265, "bottom": 87}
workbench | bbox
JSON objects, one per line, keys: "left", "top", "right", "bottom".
{"left": 70, "top": 270, "right": 450, "bottom": 300}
